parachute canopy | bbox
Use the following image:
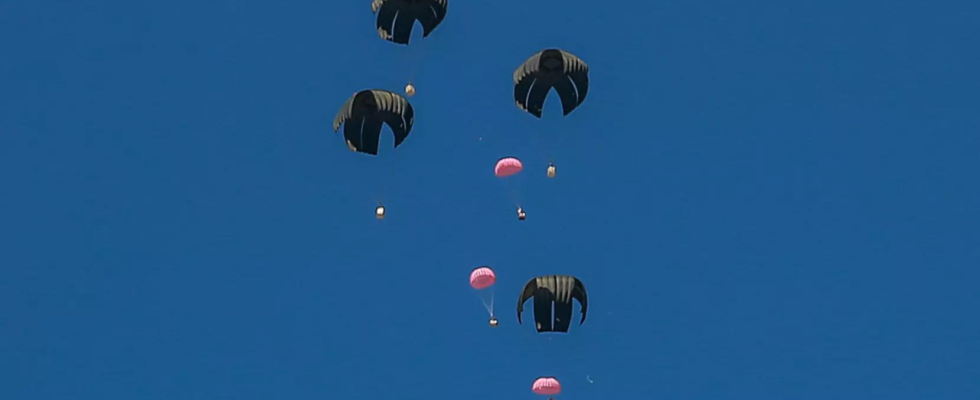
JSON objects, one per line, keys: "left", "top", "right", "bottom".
{"left": 517, "top": 275, "right": 588, "bottom": 333}
{"left": 372, "top": 0, "right": 448, "bottom": 45}
{"left": 469, "top": 267, "right": 496, "bottom": 290}
{"left": 494, "top": 157, "right": 523, "bottom": 177}
{"left": 514, "top": 49, "right": 589, "bottom": 118}
{"left": 532, "top": 377, "right": 562, "bottom": 395}
{"left": 333, "top": 89, "right": 414, "bottom": 156}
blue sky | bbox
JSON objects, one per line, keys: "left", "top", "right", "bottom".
{"left": 2, "top": 1, "right": 979, "bottom": 399}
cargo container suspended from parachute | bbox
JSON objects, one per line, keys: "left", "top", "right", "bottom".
{"left": 371, "top": 0, "right": 449, "bottom": 97}
{"left": 517, "top": 275, "right": 588, "bottom": 333}
{"left": 513, "top": 48, "right": 590, "bottom": 178}
{"left": 333, "top": 89, "right": 415, "bottom": 217}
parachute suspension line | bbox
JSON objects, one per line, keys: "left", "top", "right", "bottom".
{"left": 398, "top": 47, "right": 413, "bottom": 85}
{"left": 380, "top": 147, "right": 399, "bottom": 206}
{"left": 509, "top": 176, "right": 525, "bottom": 208}
{"left": 548, "top": 116, "right": 573, "bottom": 167}
{"left": 376, "top": 149, "right": 394, "bottom": 208}
{"left": 520, "top": 79, "right": 550, "bottom": 167}
{"left": 496, "top": 171, "right": 521, "bottom": 207}
{"left": 527, "top": 120, "right": 550, "bottom": 174}
{"left": 371, "top": 173, "right": 384, "bottom": 207}
{"left": 478, "top": 289, "right": 493, "bottom": 316}
{"left": 377, "top": 170, "right": 389, "bottom": 207}
{"left": 489, "top": 290, "right": 495, "bottom": 317}
{"left": 542, "top": 112, "right": 568, "bottom": 169}
{"left": 405, "top": 35, "right": 429, "bottom": 86}
{"left": 396, "top": 26, "right": 430, "bottom": 96}
{"left": 505, "top": 177, "right": 519, "bottom": 206}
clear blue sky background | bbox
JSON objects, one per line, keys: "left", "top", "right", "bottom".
{"left": 2, "top": 1, "right": 979, "bottom": 399}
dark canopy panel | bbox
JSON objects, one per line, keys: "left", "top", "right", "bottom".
{"left": 513, "top": 49, "right": 590, "bottom": 118}
{"left": 517, "top": 275, "right": 588, "bottom": 333}
{"left": 333, "top": 89, "right": 414, "bottom": 156}
{"left": 372, "top": 0, "right": 448, "bottom": 45}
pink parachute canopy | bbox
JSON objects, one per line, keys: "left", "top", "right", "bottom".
{"left": 494, "top": 157, "right": 523, "bottom": 177}
{"left": 532, "top": 377, "right": 561, "bottom": 395}
{"left": 469, "top": 267, "right": 496, "bottom": 289}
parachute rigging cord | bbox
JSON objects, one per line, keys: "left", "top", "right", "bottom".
{"left": 503, "top": 176, "right": 522, "bottom": 207}
{"left": 489, "top": 291, "right": 495, "bottom": 316}
{"left": 527, "top": 122, "right": 551, "bottom": 174}
{"left": 477, "top": 288, "right": 495, "bottom": 316}
{"left": 403, "top": 35, "right": 429, "bottom": 87}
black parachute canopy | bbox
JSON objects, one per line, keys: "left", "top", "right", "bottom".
{"left": 513, "top": 48, "right": 589, "bottom": 118}
{"left": 333, "top": 89, "right": 414, "bottom": 156}
{"left": 517, "top": 275, "right": 588, "bottom": 333}
{"left": 372, "top": 0, "right": 448, "bottom": 45}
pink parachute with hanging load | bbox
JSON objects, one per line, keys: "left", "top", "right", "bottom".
{"left": 469, "top": 267, "right": 496, "bottom": 290}
{"left": 532, "top": 377, "right": 562, "bottom": 396}
{"left": 494, "top": 157, "right": 523, "bottom": 177}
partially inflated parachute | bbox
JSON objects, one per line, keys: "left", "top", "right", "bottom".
{"left": 532, "top": 377, "right": 562, "bottom": 396}
{"left": 372, "top": 0, "right": 448, "bottom": 45}
{"left": 514, "top": 49, "right": 589, "bottom": 118}
{"left": 469, "top": 267, "right": 496, "bottom": 289}
{"left": 494, "top": 157, "right": 523, "bottom": 177}
{"left": 333, "top": 89, "right": 414, "bottom": 156}
{"left": 517, "top": 275, "right": 588, "bottom": 333}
